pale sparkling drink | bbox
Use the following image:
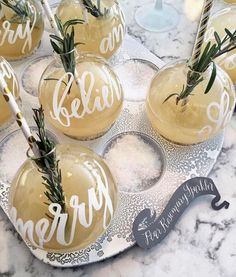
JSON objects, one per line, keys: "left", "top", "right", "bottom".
{"left": 9, "top": 144, "right": 117, "bottom": 253}
{"left": 146, "top": 60, "right": 236, "bottom": 145}
{"left": 224, "top": 0, "right": 236, "bottom": 3}
{"left": 0, "top": 57, "right": 20, "bottom": 129}
{"left": 56, "top": 0, "right": 126, "bottom": 59}
{"left": 0, "top": 0, "right": 44, "bottom": 60}
{"left": 204, "top": 7, "right": 236, "bottom": 83}
{"left": 39, "top": 54, "right": 124, "bottom": 140}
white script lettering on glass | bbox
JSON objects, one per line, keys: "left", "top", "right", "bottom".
{"left": 198, "top": 91, "right": 233, "bottom": 136}
{"left": 99, "top": 5, "right": 125, "bottom": 54}
{"left": 204, "top": 25, "right": 236, "bottom": 71}
{"left": 0, "top": 59, "right": 18, "bottom": 96}
{"left": 50, "top": 70, "right": 122, "bottom": 127}
{"left": 10, "top": 160, "right": 114, "bottom": 249}
{"left": 0, "top": 3, "right": 36, "bottom": 54}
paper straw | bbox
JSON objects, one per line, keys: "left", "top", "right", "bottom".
{"left": 40, "top": 0, "right": 61, "bottom": 37}
{"left": 0, "top": 74, "right": 40, "bottom": 157}
{"left": 191, "top": 0, "right": 213, "bottom": 65}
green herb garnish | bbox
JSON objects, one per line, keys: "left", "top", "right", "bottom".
{"left": 50, "top": 16, "right": 83, "bottom": 77}
{"left": 46, "top": 16, "right": 83, "bottom": 92}
{"left": 33, "top": 106, "right": 66, "bottom": 215}
{"left": 164, "top": 29, "right": 236, "bottom": 105}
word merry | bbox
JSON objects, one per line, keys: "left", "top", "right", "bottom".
{"left": 50, "top": 70, "right": 122, "bottom": 127}
{"left": 10, "top": 161, "right": 114, "bottom": 249}
{"left": 0, "top": 3, "right": 36, "bottom": 54}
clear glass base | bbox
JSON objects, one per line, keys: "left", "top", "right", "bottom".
{"left": 135, "top": 3, "right": 179, "bottom": 33}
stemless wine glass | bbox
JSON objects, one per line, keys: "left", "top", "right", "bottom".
{"left": 56, "top": 0, "right": 126, "bottom": 59}
{"left": 39, "top": 50, "right": 124, "bottom": 140}
{"left": 0, "top": 57, "right": 20, "bottom": 131}
{"left": 135, "top": 0, "right": 179, "bottom": 32}
{"left": 146, "top": 60, "right": 236, "bottom": 145}
{"left": 0, "top": 0, "right": 44, "bottom": 60}
{"left": 9, "top": 144, "right": 117, "bottom": 253}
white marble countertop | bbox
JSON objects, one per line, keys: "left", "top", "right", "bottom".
{"left": 0, "top": 0, "right": 236, "bottom": 276}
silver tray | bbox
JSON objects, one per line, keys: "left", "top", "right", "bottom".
{"left": 0, "top": 32, "right": 224, "bottom": 267}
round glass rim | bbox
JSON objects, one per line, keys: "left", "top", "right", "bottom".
{"left": 210, "top": 6, "right": 236, "bottom": 21}
{"left": 158, "top": 58, "right": 214, "bottom": 75}
{"left": 53, "top": 48, "right": 107, "bottom": 63}
{"left": 54, "top": 48, "right": 78, "bottom": 57}
{"left": 26, "top": 146, "right": 56, "bottom": 161}
{"left": 0, "top": 127, "right": 58, "bottom": 160}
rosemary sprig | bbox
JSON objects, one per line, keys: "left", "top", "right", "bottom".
{"left": 32, "top": 106, "right": 66, "bottom": 214}
{"left": 47, "top": 16, "right": 83, "bottom": 91}
{"left": 82, "top": 0, "right": 108, "bottom": 17}
{"left": 164, "top": 28, "right": 236, "bottom": 105}
{"left": 0, "top": 0, "right": 33, "bottom": 23}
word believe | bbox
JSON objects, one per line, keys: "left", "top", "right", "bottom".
{"left": 50, "top": 70, "right": 122, "bottom": 127}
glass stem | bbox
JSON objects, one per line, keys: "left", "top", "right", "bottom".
{"left": 154, "top": 0, "right": 163, "bottom": 10}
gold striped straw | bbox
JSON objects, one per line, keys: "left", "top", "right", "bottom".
{"left": 191, "top": 0, "right": 214, "bottom": 66}
{"left": 0, "top": 73, "right": 40, "bottom": 157}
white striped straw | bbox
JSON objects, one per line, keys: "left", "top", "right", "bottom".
{"left": 0, "top": 74, "right": 40, "bottom": 157}
{"left": 40, "top": 0, "right": 61, "bottom": 37}
{"left": 191, "top": 0, "right": 214, "bottom": 66}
